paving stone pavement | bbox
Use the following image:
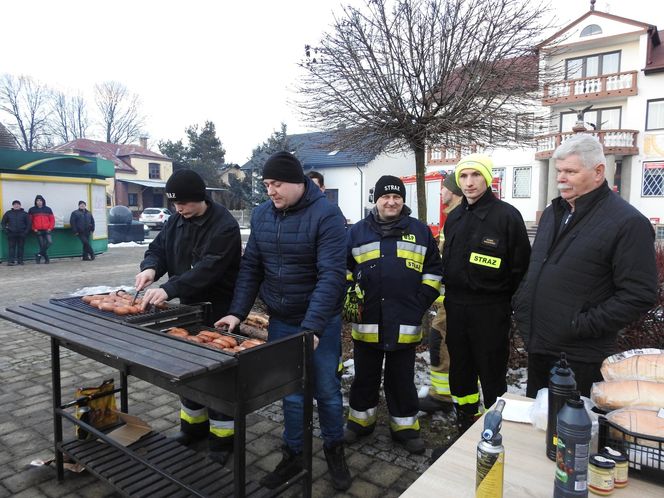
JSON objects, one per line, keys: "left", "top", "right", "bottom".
{"left": 0, "top": 245, "right": 433, "bottom": 497}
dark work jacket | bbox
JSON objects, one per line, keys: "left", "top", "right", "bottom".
{"left": 228, "top": 177, "right": 347, "bottom": 335}
{"left": 69, "top": 208, "right": 95, "bottom": 234}
{"left": 140, "top": 200, "right": 241, "bottom": 321}
{"left": 512, "top": 182, "right": 658, "bottom": 363}
{"left": 1, "top": 208, "right": 31, "bottom": 237}
{"left": 442, "top": 188, "right": 531, "bottom": 304}
{"left": 347, "top": 207, "right": 443, "bottom": 350}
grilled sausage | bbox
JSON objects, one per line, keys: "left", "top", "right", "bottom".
{"left": 167, "top": 327, "right": 189, "bottom": 337}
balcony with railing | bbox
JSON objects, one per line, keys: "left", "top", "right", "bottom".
{"left": 427, "top": 145, "right": 480, "bottom": 166}
{"left": 534, "top": 129, "right": 639, "bottom": 159}
{"left": 542, "top": 71, "right": 637, "bottom": 106}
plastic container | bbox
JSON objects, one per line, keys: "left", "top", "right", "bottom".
{"left": 553, "top": 392, "right": 592, "bottom": 497}
{"left": 599, "top": 447, "right": 628, "bottom": 488}
{"left": 548, "top": 352, "right": 577, "bottom": 460}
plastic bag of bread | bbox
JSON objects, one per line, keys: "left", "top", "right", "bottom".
{"left": 605, "top": 407, "right": 664, "bottom": 445}
{"left": 245, "top": 313, "right": 269, "bottom": 329}
{"left": 601, "top": 349, "right": 664, "bottom": 382}
{"left": 591, "top": 380, "right": 664, "bottom": 411}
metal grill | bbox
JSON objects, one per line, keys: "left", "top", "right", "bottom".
{"left": 50, "top": 296, "right": 200, "bottom": 325}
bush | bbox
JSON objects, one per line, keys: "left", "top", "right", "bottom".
{"left": 617, "top": 242, "right": 664, "bottom": 350}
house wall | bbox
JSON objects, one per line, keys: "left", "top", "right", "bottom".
{"left": 120, "top": 157, "right": 173, "bottom": 182}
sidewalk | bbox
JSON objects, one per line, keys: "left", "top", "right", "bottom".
{"left": 0, "top": 246, "right": 431, "bottom": 497}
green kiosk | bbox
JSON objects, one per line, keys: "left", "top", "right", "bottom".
{"left": 0, "top": 149, "right": 115, "bottom": 262}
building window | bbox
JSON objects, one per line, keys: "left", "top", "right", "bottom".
{"left": 646, "top": 99, "right": 664, "bottom": 131}
{"left": 516, "top": 113, "right": 534, "bottom": 140}
{"left": 431, "top": 148, "right": 442, "bottom": 161}
{"left": 149, "top": 162, "right": 161, "bottom": 179}
{"left": 325, "top": 188, "right": 339, "bottom": 205}
{"left": 565, "top": 51, "right": 620, "bottom": 79}
{"left": 560, "top": 106, "right": 621, "bottom": 132}
{"left": 642, "top": 162, "right": 664, "bottom": 196}
{"left": 128, "top": 193, "right": 138, "bottom": 206}
{"left": 580, "top": 24, "right": 602, "bottom": 37}
{"left": 513, "top": 167, "right": 532, "bottom": 198}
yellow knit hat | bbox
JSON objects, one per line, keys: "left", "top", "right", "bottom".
{"left": 455, "top": 153, "right": 494, "bottom": 187}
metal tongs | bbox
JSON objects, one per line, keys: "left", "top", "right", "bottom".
{"left": 130, "top": 290, "right": 140, "bottom": 306}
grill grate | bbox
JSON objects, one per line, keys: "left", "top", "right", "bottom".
{"left": 50, "top": 296, "right": 199, "bottom": 324}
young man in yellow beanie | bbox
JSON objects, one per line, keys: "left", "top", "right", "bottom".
{"left": 441, "top": 154, "right": 531, "bottom": 435}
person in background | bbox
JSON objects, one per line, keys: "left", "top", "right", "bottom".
{"left": 343, "top": 175, "right": 442, "bottom": 455}
{"left": 135, "top": 169, "right": 241, "bottom": 466}
{"left": 215, "top": 151, "right": 352, "bottom": 491}
{"left": 28, "top": 195, "right": 55, "bottom": 264}
{"left": 419, "top": 174, "right": 468, "bottom": 415}
{"left": 1, "top": 200, "right": 31, "bottom": 265}
{"left": 306, "top": 170, "right": 325, "bottom": 192}
{"left": 513, "top": 134, "right": 657, "bottom": 397}
{"left": 69, "top": 201, "right": 96, "bottom": 261}
{"left": 441, "top": 154, "right": 530, "bottom": 434}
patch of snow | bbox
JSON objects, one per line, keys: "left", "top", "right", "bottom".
{"left": 108, "top": 240, "right": 152, "bottom": 248}
{"left": 70, "top": 285, "right": 134, "bottom": 297}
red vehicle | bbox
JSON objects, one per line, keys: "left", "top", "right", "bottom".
{"left": 401, "top": 171, "right": 502, "bottom": 237}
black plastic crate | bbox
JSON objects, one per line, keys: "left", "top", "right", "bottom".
{"left": 598, "top": 415, "right": 664, "bottom": 484}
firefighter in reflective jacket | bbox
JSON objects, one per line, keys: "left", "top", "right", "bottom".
{"left": 343, "top": 176, "right": 442, "bottom": 455}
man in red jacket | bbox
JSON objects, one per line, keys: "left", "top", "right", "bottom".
{"left": 28, "top": 195, "right": 55, "bottom": 264}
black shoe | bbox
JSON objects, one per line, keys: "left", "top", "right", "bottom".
{"left": 82, "top": 257, "right": 90, "bottom": 261}
{"left": 169, "top": 431, "right": 206, "bottom": 447}
{"left": 419, "top": 395, "right": 455, "bottom": 414}
{"left": 43, "top": 255, "right": 50, "bottom": 264}
{"left": 35, "top": 253, "right": 41, "bottom": 264}
{"left": 90, "top": 253, "right": 95, "bottom": 260}
{"left": 457, "top": 411, "right": 481, "bottom": 436}
{"left": 259, "top": 445, "right": 303, "bottom": 489}
{"left": 18, "top": 261, "right": 24, "bottom": 265}
{"left": 7, "top": 262, "right": 14, "bottom": 266}
{"left": 324, "top": 441, "right": 352, "bottom": 491}
{"left": 208, "top": 450, "right": 231, "bottom": 466}
{"left": 343, "top": 428, "right": 371, "bottom": 445}
{"left": 429, "top": 441, "right": 454, "bottom": 464}
{"left": 392, "top": 435, "right": 426, "bottom": 455}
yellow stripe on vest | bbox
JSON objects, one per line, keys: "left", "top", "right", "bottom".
{"left": 469, "top": 252, "right": 501, "bottom": 268}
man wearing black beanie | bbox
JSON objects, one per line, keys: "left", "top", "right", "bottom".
{"left": 343, "top": 175, "right": 442, "bottom": 455}
{"left": 216, "top": 151, "right": 352, "bottom": 491}
{"left": 135, "top": 169, "right": 241, "bottom": 466}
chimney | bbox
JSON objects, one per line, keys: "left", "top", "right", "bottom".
{"left": 139, "top": 136, "right": 148, "bottom": 149}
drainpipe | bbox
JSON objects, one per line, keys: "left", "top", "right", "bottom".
{"left": 355, "top": 163, "right": 363, "bottom": 223}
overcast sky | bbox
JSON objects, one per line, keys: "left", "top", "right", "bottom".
{"left": 1, "top": 0, "right": 659, "bottom": 164}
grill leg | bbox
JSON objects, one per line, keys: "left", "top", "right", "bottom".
{"left": 120, "top": 371, "right": 128, "bottom": 413}
{"left": 51, "top": 338, "right": 64, "bottom": 481}
{"left": 301, "top": 332, "right": 314, "bottom": 498}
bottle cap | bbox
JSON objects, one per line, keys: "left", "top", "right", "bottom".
{"left": 590, "top": 454, "right": 616, "bottom": 468}
{"left": 600, "top": 447, "right": 627, "bottom": 462}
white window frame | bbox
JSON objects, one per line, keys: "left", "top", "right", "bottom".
{"left": 512, "top": 167, "right": 532, "bottom": 198}
{"left": 642, "top": 162, "right": 664, "bottom": 197}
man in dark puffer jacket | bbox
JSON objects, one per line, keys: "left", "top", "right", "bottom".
{"left": 216, "top": 151, "right": 351, "bottom": 491}
{"left": 513, "top": 134, "right": 658, "bottom": 397}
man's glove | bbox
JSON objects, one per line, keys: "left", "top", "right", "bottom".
{"left": 342, "top": 283, "right": 364, "bottom": 323}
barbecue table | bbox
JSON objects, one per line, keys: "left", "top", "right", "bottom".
{"left": 1, "top": 300, "right": 314, "bottom": 497}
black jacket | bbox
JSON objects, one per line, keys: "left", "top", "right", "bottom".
{"left": 1, "top": 208, "right": 31, "bottom": 236}
{"left": 512, "top": 182, "right": 658, "bottom": 363}
{"left": 140, "top": 200, "right": 241, "bottom": 321}
{"left": 441, "top": 188, "right": 531, "bottom": 304}
{"left": 228, "top": 177, "right": 347, "bottom": 334}
{"left": 69, "top": 208, "right": 95, "bottom": 235}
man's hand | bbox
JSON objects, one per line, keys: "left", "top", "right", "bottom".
{"left": 215, "top": 315, "right": 241, "bottom": 332}
{"left": 135, "top": 269, "right": 156, "bottom": 292}
{"left": 313, "top": 335, "right": 320, "bottom": 350}
{"left": 140, "top": 288, "right": 169, "bottom": 310}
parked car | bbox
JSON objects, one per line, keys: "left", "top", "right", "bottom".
{"left": 139, "top": 208, "right": 171, "bottom": 229}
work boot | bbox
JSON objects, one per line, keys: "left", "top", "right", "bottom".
{"left": 208, "top": 450, "right": 231, "bottom": 466}
{"left": 429, "top": 440, "right": 454, "bottom": 464}
{"left": 419, "top": 395, "right": 455, "bottom": 414}
{"left": 343, "top": 427, "right": 373, "bottom": 445}
{"left": 18, "top": 260, "right": 24, "bottom": 265}
{"left": 456, "top": 411, "right": 481, "bottom": 436}
{"left": 323, "top": 441, "right": 352, "bottom": 491}
{"left": 392, "top": 435, "right": 426, "bottom": 455}
{"left": 7, "top": 262, "right": 14, "bottom": 266}
{"left": 169, "top": 431, "right": 206, "bottom": 447}
{"left": 90, "top": 253, "right": 95, "bottom": 260}
{"left": 43, "top": 254, "right": 50, "bottom": 264}
{"left": 35, "top": 253, "right": 41, "bottom": 264}
{"left": 259, "top": 445, "right": 303, "bottom": 489}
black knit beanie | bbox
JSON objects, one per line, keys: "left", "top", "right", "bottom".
{"left": 442, "top": 174, "right": 463, "bottom": 196}
{"left": 374, "top": 175, "right": 405, "bottom": 203}
{"left": 165, "top": 169, "right": 207, "bottom": 202}
{"left": 262, "top": 151, "right": 305, "bottom": 183}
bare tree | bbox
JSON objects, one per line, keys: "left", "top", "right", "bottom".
{"left": 0, "top": 74, "right": 52, "bottom": 151}
{"left": 298, "top": 0, "right": 558, "bottom": 221}
{"left": 50, "top": 91, "right": 90, "bottom": 143}
{"left": 94, "top": 81, "right": 145, "bottom": 144}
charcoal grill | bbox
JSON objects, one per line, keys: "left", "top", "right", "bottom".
{"left": 2, "top": 300, "right": 313, "bottom": 497}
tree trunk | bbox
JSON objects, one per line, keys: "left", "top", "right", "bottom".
{"left": 414, "top": 143, "right": 427, "bottom": 224}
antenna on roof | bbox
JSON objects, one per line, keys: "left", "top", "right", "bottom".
{"left": 590, "top": 0, "right": 596, "bottom": 11}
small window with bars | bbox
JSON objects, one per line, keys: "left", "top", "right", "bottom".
{"left": 513, "top": 167, "right": 531, "bottom": 198}
{"left": 642, "top": 162, "right": 664, "bottom": 196}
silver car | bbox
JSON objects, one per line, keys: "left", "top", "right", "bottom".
{"left": 139, "top": 208, "right": 171, "bottom": 229}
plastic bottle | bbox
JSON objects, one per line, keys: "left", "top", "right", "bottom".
{"left": 547, "top": 352, "right": 577, "bottom": 460}
{"left": 553, "top": 392, "right": 592, "bottom": 498}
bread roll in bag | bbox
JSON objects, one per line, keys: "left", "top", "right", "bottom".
{"left": 605, "top": 407, "right": 664, "bottom": 447}
{"left": 601, "top": 349, "right": 664, "bottom": 382}
{"left": 591, "top": 380, "right": 664, "bottom": 410}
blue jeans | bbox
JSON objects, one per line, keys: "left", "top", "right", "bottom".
{"left": 268, "top": 316, "right": 344, "bottom": 453}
